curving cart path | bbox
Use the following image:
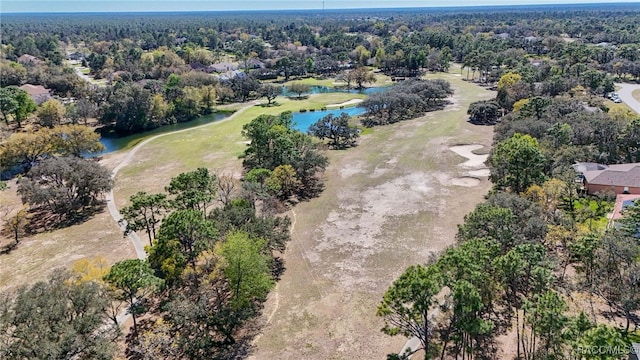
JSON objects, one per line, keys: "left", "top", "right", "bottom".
{"left": 105, "top": 102, "right": 258, "bottom": 260}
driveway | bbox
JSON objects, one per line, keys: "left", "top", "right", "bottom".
{"left": 615, "top": 83, "right": 640, "bottom": 114}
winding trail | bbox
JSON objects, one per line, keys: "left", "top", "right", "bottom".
{"left": 101, "top": 102, "right": 257, "bottom": 331}
{"left": 104, "top": 102, "right": 258, "bottom": 260}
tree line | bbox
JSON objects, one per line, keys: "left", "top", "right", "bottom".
{"left": 3, "top": 4, "right": 639, "bottom": 137}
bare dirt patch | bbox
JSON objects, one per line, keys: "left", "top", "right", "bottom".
{"left": 451, "top": 176, "right": 482, "bottom": 187}
{"left": 250, "top": 69, "right": 496, "bottom": 359}
{"left": 0, "top": 202, "right": 133, "bottom": 292}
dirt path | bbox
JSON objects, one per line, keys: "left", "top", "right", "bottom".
{"left": 103, "top": 102, "right": 258, "bottom": 260}
{"left": 249, "top": 71, "right": 496, "bottom": 359}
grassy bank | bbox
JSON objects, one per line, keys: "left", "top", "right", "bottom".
{"left": 112, "top": 92, "right": 366, "bottom": 207}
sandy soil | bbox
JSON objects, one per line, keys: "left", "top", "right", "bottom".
{"left": 449, "top": 144, "right": 488, "bottom": 168}
{"left": 451, "top": 176, "right": 481, "bottom": 187}
{"left": 447, "top": 145, "right": 490, "bottom": 187}
{"left": 326, "top": 98, "right": 364, "bottom": 108}
{"left": 250, "top": 71, "right": 496, "bottom": 359}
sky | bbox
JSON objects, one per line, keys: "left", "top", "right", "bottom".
{"left": 1, "top": 0, "right": 638, "bottom": 13}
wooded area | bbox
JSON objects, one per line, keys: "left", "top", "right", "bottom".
{"left": 1, "top": 3, "right": 640, "bottom": 359}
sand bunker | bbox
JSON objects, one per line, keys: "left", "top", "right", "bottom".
{"left": 326, "top": 98, "right": 364, "bottom": 108}
{"left": 449, "top": 144, "right": 488, "bottom": 168}
{"left": 451, "top": 177, "right": 481, "bottom": 187}
{"left": 449, "top": 144, "right": 490, "bottom": 183}
{"left": 468, "top": 169, "right": 491, "bottom": 177}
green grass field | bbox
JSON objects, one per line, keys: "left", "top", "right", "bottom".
{"left": 112, "top": 92, "right": 366, "bottom": 206}
{"left": 271, "top": 72, "right": 391, "bottom": 88}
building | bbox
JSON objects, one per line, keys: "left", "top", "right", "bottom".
{"left": 19, "top": 84, "right": 52, "bottom": 105}
{"left": 576, "top": 162, "right": 640, "bottom": 195}
{"left": 209, "top": 62, "right": 238, "bottom": 73}
{"left": 17, "top": 54, "right": 42, "bottom": 65}
{"left": 218, "top": 70, "right": 246, "bottom": 81}
{"left": 66, "top": 52, "right": 85, "bottom": 61}
{"left": 612, "top": 194, "right": 640, "bottom": 221}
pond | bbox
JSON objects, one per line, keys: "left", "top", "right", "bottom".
{"left": 292, "top": 106, "right": 366, "bottom": 133}
{"left": 96, "top": 112, "right": 231, "bottom": 155}
{"left": 281, "top": 85, "right": 385, "bottom": 97}
{"left": 97, "top": 85, "right": 385, "bottom": 154}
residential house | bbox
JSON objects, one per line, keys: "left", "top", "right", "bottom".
{"left": 218, "top": 70, "right": 246, "bottom": 81}
{"left": 612, "top": 194, "right": 640, "bottom": 221}
{"left": 243, "top": 58, "right": 265, "bottom": 69}
{"left": 209, "top": 62, "right": 238, "bottom": 73}
{"left": 17, "top": 54, "right": 42, "bottom": 65}
{"left": 528, "top": 58, "right": 544, "bottom": 67}
{"left": 575, "top": 162, "right": 640, "bottom": 195}
{"left": 19, "top": 84, "right": 52, "bottom": 105}
{"left": 66, "top": 52, "right": 85, "bottom": 61}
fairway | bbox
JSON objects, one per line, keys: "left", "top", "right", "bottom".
{"left": 0, "top": 68, "right": 495, "bottom": 357}
{"left": 105, "top": 69, "right": 497, "bottom": 359}
{"left": 111, "top": 92, "right": 367, "bottom": 208}
{"left": 0, "top": 178, "right": 134, "bottom": 291}
{"left": 249, "top": 68, "right": 496, "bottom": 359}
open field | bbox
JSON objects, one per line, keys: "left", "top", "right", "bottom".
{"left": 0, "top": 179, "right": 134, "bottom": 292}
{"left": 250, "top": 69, "right": 496, "bottom": 359}
{"left": 276, "top": 77, "right": 343, "bottom": 87}
{"left": 279, "top": 72, "right": 392, "bottom": 88}
{"left": 0, "top": 92, "right": 365, "bottom": 292}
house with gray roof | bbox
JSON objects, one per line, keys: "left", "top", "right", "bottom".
{"left": 209, "top": 62, "right": 238, "bottom": 73}
{"left": 19, "top": 84, "right": 52, "bottom": 105}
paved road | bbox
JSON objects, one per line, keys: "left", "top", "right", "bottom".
{"left": 615, "top": 83, "right": 640, "bottom": 114}
{"left": 105, "top": 101, "right": 258, "bottom": 260}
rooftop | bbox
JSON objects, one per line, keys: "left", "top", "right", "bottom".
{"left": 583, "top": 163, "right": 640, "bottom": 188}
{"left": 19, "top": 84, "right": 50, "bottom": 96}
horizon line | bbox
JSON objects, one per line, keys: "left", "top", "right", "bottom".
{"left": 2, "top": 2, "right": 639, "bottom": 14}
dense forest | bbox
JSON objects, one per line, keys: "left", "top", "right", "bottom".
{"left": 1, "top": 3, "right": 640, "bottom": 359}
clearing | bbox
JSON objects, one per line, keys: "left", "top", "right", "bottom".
{"left": 0, "top": 177, "right": 134, "bottom": 292}
{"left": 249, "top": 68, "right": 496, "bottom": 359}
